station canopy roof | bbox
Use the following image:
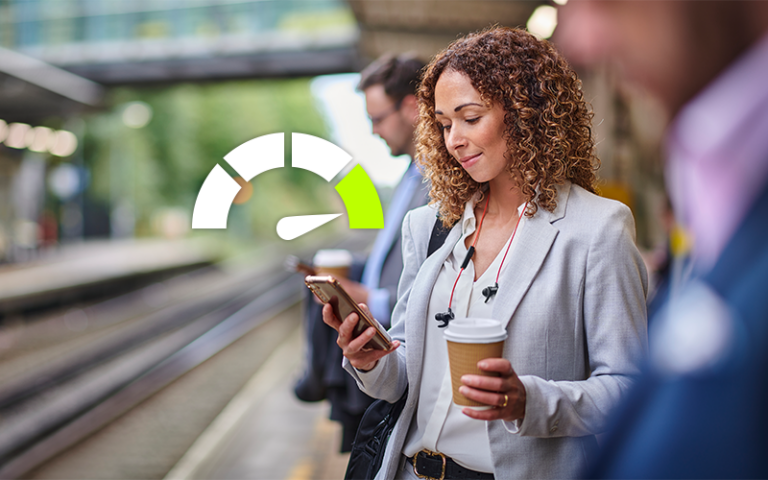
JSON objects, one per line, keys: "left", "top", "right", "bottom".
{"left": 0, "top": 47, "right": 104, "bottom": 124}
{"left": 347, "top": 0, "right": 545, "bottom": 61}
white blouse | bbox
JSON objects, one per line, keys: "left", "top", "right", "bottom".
{"left": 401, "top": 195, "right": 526, "bottom": 473}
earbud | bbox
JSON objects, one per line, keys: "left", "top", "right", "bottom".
{"left": 482, "top": 282, "right": 499, "bottom": 303}
{"left": 435, "top": 308, "right": 454, "bottom": 328}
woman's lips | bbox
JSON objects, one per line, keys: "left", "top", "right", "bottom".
{"left": 459, "top": 153, "right": 481, "bottom": 169}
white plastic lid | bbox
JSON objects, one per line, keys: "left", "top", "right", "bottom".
{"left": 313, "top": 249, "right": 353, "bottom": 267}
{"left": 443, "top": 318, "right": 508, "bottom": 343}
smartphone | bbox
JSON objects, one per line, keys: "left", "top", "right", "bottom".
{"left": 304, "top": 275, "right": 393, "bottom": 351}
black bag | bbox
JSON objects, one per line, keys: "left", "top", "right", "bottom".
{"left": 344, "top": 388, "right": 408, "bottom": 480}
{"left": 344, "top": 217, "right": 454, "bottom": 480}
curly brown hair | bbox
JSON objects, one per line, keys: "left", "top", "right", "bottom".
{"left": 416, "top": 26, "right": 599, "bottom": 227}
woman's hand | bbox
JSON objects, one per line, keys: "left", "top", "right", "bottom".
{"left": 458, "top": 358, "right": 526, "bottom": 422}
{"left": 321, "top": 303, "right": 400, "bottom": 371}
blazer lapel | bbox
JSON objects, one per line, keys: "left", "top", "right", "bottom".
{"left": 493, "top": 182, "right": 570, "bottom": 328}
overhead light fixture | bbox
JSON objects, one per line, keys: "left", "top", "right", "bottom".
{"left": 527, "top": 5, "right": 558, "bottom": 40}
{"left": 0, "top": 119, "right": 79, "bottom": 157}
{"left": 122, "top": 101, "right": 153, "bottom": 129}
{"left": 49, "top": 130, "right": 78, "bottom": 157}
{"left": 29, "top": 126, "right": 53, "bottom": 153}
{"left": 4, "top": 122, "right": 31, "bottom": 149}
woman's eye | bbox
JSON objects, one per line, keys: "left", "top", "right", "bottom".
{"left": 439, "top": 124, "right": 451, "bottom": 132}
{"left": 466, "top": 117, "right": 480, "bottom": 124}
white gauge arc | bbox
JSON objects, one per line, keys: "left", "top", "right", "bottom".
{"left": 192, "top": 132, "right": 384, "bottom": 239}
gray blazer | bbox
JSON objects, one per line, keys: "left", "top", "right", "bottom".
{"left": 345, "top": 182, "right": 649, "bottom": 479}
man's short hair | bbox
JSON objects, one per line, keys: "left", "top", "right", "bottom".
{"left": 358, "top": 53, "right": 425, "bottom": 103}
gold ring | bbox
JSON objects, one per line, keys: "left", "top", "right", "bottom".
{"left": 500, "top": 394, "right": 508, "bottom": 408}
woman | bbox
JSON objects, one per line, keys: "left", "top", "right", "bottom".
{"left": 323, "top": 27, "right": 648, "bottom": 479}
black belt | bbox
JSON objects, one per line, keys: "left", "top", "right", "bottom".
{"left": 409, "top": 450, "right": 495, "bottom": 480}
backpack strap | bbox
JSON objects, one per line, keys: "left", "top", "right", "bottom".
{"left": 427, "top": 216, "right": 457, "bottom": 258}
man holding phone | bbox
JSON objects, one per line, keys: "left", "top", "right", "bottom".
{"left": 295, "top": 53, "right": 428, "bottom": 452}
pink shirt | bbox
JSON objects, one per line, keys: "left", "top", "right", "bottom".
{"left": 666, "top": 32, "right": 768, "bottom": 270}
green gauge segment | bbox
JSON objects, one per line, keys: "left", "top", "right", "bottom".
{"left": 334, "top": 164, "right": 384, "bottom": 229}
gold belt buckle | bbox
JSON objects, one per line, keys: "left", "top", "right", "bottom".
{"left": 412, "top": 449, "right": 446, "bottom": 480}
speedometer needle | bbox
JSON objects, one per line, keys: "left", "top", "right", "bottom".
{"left": 276, "top": 214, "right": 343, "bottom": 240}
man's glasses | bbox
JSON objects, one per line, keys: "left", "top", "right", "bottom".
{"left": 369, "top": 98, "right": 404, "bottom": 126}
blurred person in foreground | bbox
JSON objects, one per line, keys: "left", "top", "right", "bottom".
{"left": 294, "top": 53, "right": 429, "bottom": 452}
{"left": 558, "top": 1, "right": 768, "bottom": 477}
{"left": 323, "top": 27, "right": 648, "bottom": 479}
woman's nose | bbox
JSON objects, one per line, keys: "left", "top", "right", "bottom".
{"left": 447, "top": 125, "right": 465, "bottom": 152}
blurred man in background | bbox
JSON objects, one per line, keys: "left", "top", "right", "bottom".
{"left": 333, "top": 53, "right": 427, "bottom": 321}
{"left": 295, "top": 53, "right": 428, "bottom": 452}
{"left": 558, "top": 1, "right": 768, "bottom": 477}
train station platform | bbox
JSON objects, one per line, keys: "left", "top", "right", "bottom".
{"left": 165, "top": 327, "right": 350, "bottom": 480}
{"left": 0, "top": 239, "right": 215, "bottom": 315}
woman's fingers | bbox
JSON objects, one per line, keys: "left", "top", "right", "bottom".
{"left": 345, "top": 339, "right": 400, "bottom": 371}
{"left": 477, "top": 358, "right": 514, "bottom": 375}
{"left": 459, "top": 358, "right": 526, "bottom": 422}
{"left": 330, "top": 306, "right": 399, "bottom": 370}
{"left": 346, "top": 325, "right": 376, "bottom": 351}
{"left": 358, "top": 303, "right": 373, "bottom": 318}
{"left": 336, "top": 310, "right": 360, "bottom": 343}
{"left": 321, "top": 303, "right": 342, "bottom": 331}
{"left": 459, "top": 383, "right": 513, "bottom": 407}
{"left": 460, "top": 358, "right": 513, "bottom": 392}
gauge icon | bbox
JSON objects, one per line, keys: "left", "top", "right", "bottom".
{"left": 192, "top": 133, "right": 384, "bottom": 240}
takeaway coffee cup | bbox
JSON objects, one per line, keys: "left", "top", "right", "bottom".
{"left": 444, "top": 318, "right": 508, "bottom": 408}
{"left": 313, "top": 249, "right": 353, "bottom": 279}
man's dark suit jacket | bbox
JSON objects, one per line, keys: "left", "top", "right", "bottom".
{"left": 589, "top": 180, "right": 768, "bottom": 478}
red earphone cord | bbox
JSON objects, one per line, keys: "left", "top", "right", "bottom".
{"left": 447, "top": 196, "right": 528, "bottom": 311}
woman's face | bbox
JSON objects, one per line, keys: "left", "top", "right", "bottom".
{"left": 434, "top": 70, "right": 509, "bottom": 184}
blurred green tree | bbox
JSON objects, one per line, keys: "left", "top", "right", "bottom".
{"left": 83, "top": 78, "right": 339, "bottom": 242}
